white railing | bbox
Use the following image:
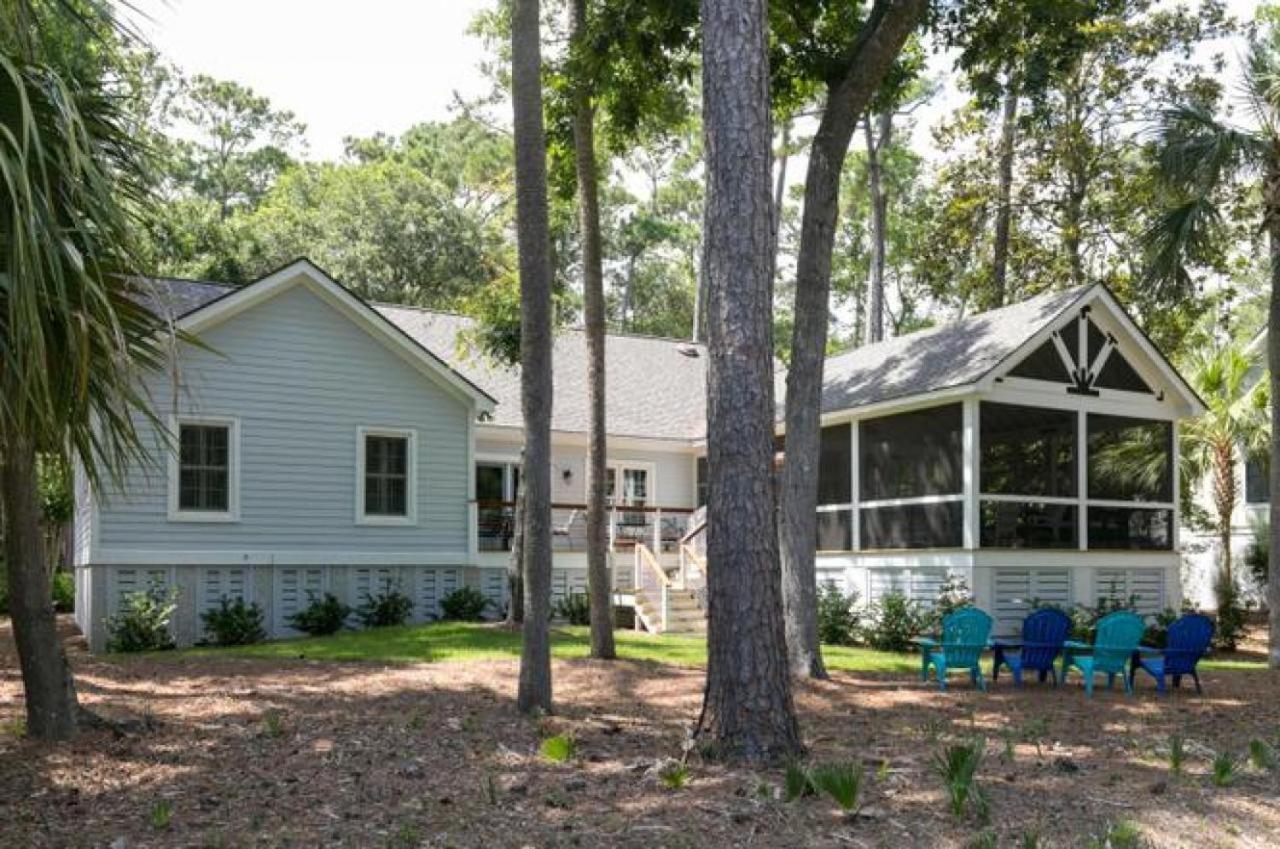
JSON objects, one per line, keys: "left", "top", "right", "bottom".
{"left": 633, "top": 542, "right": 670, "bottom": 633}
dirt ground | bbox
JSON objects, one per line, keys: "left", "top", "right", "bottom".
{"left": 2, "top": 620, "right": 1279, "bottom": 848}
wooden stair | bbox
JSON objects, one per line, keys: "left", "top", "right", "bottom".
{"left": 635, "top": 586, "right": 706, "bottom": 634}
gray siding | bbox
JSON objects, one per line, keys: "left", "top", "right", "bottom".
{"left": 96, "top": 283, "right": 472, "bottom": 555}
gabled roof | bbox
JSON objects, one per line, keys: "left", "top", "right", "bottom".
{"left": 381, "top": 307, "right": 709, "bottom": 440}
{"left": 159, "top": 260, "right": 496, "bottom": 413}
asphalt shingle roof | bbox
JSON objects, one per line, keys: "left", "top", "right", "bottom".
{"left": 143, "top": 276, "right": 1095, "bottom": 441}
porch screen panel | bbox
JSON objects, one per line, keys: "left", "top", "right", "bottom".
{"left": 816, "top": 510, "right": 852, "bottom": 551}
{"left": 1086, "top": 414, "right": 1173, "bottom": 502}
{"left": 860, "top": 404, "right": 962, "bottom": 499}
{"left": 1087, "top": 507, "right": 1173, "bottom": 550}
{"left": 1247, "top": 453, "right": 1270, "bottom": 504}
{"left": 980, "top": 403, "right": 1076, "bottom": 496}
{"left": 817, "top": 423, "right": 852, "bottom": 504}
{"left": 980, "top": 502, "right": 1077, "bottom": 549}
{"left": 860, "top": 502, "right": 963, "bottom": 549}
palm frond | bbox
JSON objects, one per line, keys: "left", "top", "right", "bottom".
{"left": 1151, "top": 104, "right": 1265, "bottom": 195}
{"left": 1139, "top": 196, "right": 1223, "bottom": 296}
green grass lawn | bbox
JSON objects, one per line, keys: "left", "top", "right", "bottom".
{"left": 180, "top": 621, "right": 920, "bottom": 673}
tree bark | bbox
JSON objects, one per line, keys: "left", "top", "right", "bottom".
{"left": 1267, "top": 191, "right": 1280, "bottom": 669}
{"left": 991, "top": 75, "right": 1019, "bottom": 308}
{"left": 506, "top": 454, "right": 525, "bottom": 626}
{"left": 512, "top": 0, "right": 555, "bottom": 713}
{"left": 697, "top": 0, "right": 802, "bottom": 762}
{"left": 778, "top": 0, "right": 925, "bottom": 682}
{"left": 1, "top": 436, "right": 79, "bottom": 740}
{"left": 772, "top": 117, "right": 791, "bottom": 272}
{"left": 570, "top": 0, "right": 616, "bottom": 660}
{"left": 863, "top": 110, "right": 892, "bottom": 345}
{"left": 1212, "top": 441, "right": 1236, "bottom": 589}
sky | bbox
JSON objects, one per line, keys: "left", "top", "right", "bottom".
{"left": 133, "top": 0, "right": 1264, "bottom": 165}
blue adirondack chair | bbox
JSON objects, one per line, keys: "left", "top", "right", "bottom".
{"left": 1061, "top": 610, "right": 1146, "bottom": 697}
{"left": 919, "top": 607, "right": 993, "bottom": 692}
{"left": 991, "top": 608, "right": 1072, "bottom": 686}
{"left": 1133, "top": 613, "right": 1214, "bottom": 694}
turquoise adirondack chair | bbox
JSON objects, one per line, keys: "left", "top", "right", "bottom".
{"left": 919, "top": 607, "right": 993, "bottom": 692}
{"left": 1061, "top": 610, "right": 1146, "bottom": 697}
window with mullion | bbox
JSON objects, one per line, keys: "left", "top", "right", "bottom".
{"left": 364, "top": 435, "right": 409, "bottom": 517}
{"left": 178, "top": 424, "right": 230, "bottom": 512}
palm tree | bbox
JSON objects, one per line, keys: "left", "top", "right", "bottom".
{"left": 511, "top": 0, "right": 555, "bottom": 713}
{"left": 1146, "top": 27, "right": 1280, "bottom": 668}
{"left": 1180, "top": 343, "right": 1269, "bottom": 603}
{"left": 1, "top": 3, "right": 168, "bottom": 738}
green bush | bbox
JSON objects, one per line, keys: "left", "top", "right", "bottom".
{"left": 287, "top": 592, "right": 351, "bottom": 636}
{"left": 1212, "top": 569, "right": 1248, "bottom": 651}
{"left": 553, "top": 592, "right": 590, "bottom": 625}
{"left": 51, "top": 570, "right": 74, "bottom": 613}
{"left": 201, "top": 596, "right": 267, "bottom": 646}
{"left": 865, "top": 591, "right": 927, "bottom": 652}
{"left": 1247, "top": 515, "right": 1269, "bottom": 588}
{"left": 356, "top": 582, "right": 414, "bottom": 628}
{"left": 106, "top": 586, "right": 177, "bottom": 652}
{"left": 816, "top": 583, "right": 861, "bottom": 646}
{"left": 1143, "top": 607, "right": 1182, "bottom": 649}
{"left": 439, "top": 586, "right": 491, "bottom": 621}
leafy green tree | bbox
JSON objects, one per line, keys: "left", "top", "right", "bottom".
{"left": 1145, "top": 10, "right": 1280, "bottom": 666}
{"left": 1, "top": 0, "right": 169, "bottom": 739}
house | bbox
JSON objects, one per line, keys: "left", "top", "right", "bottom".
{"left": 73, "top": 260, "right": 1204, "bottom": 649}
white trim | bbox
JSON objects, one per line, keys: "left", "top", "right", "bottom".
{"left": 979, "top": 493, "right": 1079, "bottom": 506}
{"left": 1087, "top": 499, "right": 1175, "bottom": 511}
{"left": 986, "top": 380, "right": 1176, "bottom": 419}
{"left": 850, "top": 418, "right": 861, "bottom": 551}
{"left": 355, "top": 426, "right": 418, "bottom": 526}
{"left": 859, "top": 493, "right": 964, "bottom": 508}
{"left": 178, "top": 260, "right": 495, "bottom": 415}
{"left": 962, "top": 398, "right": 979, "bottom": 549}
{"left": 167, "top": 415, "right": 241, "bottom": 523}
{"left": 598, "top": 459, "right": 657, "bottom": 508}
{"left": 479, "top": 422, "right": 699, "bottom": 453}
{"left": 93, "top": 549, "right": 474, "bottom": 566}
{"left": 816, "top": 503, "right": 852, "bottom": 512}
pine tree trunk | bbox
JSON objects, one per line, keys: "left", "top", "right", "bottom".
{"left": 512, "top": 0, "right": 555, "bottom": 713}
{"left": 506, "top": 456, "right": 525, "bottom": 626}
{"left": 698, "top": 0, "right": 802, "bottom": 762}
{"left": 991, "top": 77, "right": 1018, "bottom": 308}
{"left": 570, "top": 0, "right": 616, "bottom": 660}
{"left": 1, "top": 437, "right": 78, "bottom": 740}
{"left": 1267, "top": 199, "right": 1280, "bottom": 669}
{"left": 778, "top": 0, "right": 925, "bottom": 682}
{"left": 772, "top": 118, "right": 791, "bottom": 271}
{"left": 864, "top": 110, "right": 891, "bottom": 344}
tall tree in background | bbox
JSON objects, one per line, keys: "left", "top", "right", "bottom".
{"left": 511, "top": 0, "right": 555, "bottom": 712}
{"left": 569, "top": 0, "right": 616, "bottom": 660}
{"left": 863, "top": 109, "right": 891, "bottom": 344}
{"left": 0, "top": 0, "right": 168, "bottom": 739}
{"left": 777, "top": 0, "right": 926, "bottom": 681}
{"left": 697, "top": 0, "right": 801, "bottom": 761}
{"left": 1145, "top": 17, "right": 1280, "bottom": 668}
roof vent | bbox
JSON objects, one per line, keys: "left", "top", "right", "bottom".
{"left": 676, "top": 343, "right": 701, "bottom": 358}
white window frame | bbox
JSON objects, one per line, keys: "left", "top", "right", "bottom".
{"left": 167, "top": 415, "right": 240, "bottom": 523}
{"left": 356, "top": 426, "right": 417, "bottom": 526}
{"left": 597, "top": 460, "right": 657, "bottom": 507}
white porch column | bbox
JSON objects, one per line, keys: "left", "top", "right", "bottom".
{"left": 962, "top": 398, "right": 980, "bottom": 551}
{"left": 850, "top": 418, "right": 861, "bottom": 552}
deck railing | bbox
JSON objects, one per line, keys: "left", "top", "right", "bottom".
{"left": 475, "top": 501, "right": 695, "bottom": 554}
{"left": 633, "top": 541, "right": 670, "bottom": 632}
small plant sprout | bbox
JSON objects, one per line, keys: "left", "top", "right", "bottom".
{"left": 920, "top": 716, "right": 944, "bottom": 744}
{"left": 539, "top": 733, "right": 576, "bottom": 764}
{"left": 659, "top": 761, "right": 690, "bottom": 790}
{"left": 1020, "top": 830, "right": 1043, "bottom": 849}
{"left": 933, "top": 738, "right": 988, "bottom": 823}
{"left": 260, "top": 710, "right": 285, "bottom": 739}
{"left": 1021, "top": 717, "right": 1049, "bottom": 757}
{"left": 967, "top": 831, "right": 997, "bottom": 849}
{"left": 1000, "top": 727, "right": 1018, "bottom": 763}
{"left": 783, "top": 762, "right": 816, "bottom": 802}
{"left": 1212, "top": 751, "right": 1237, "bottom": 787}
{"left": 1249, "top": 738, "right": 1277, "bottom": 771}
{"left": 150, "top": 799, "right": 174, "bottom": 830}
{"left": 876, "top": 758, "right": 891, "bottom": 782}
{"left": 1167, "top": 733, "right": 1185, "bottom": 775}
{"left": 809, "top": 762, "right": 866, "bottom": 815}
{"left": 1085, "top": 819, "right": 1145, "bottom": 849}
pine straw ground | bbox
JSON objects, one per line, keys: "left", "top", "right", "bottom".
{"left": 1, "top": 620, "right": 1279, "bottom": 849}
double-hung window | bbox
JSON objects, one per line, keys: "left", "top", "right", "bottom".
{"left": 358, "top": 427, "right": 416, "bottom": 524}
{"left": 169, "top": 417, "right": 239, "bottom": 521}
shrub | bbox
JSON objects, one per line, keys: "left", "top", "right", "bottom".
{"left": 783, "top": 762, "right": 817, "bottom": 801}
{"left": 1085, "top": 821, "right": 1145, "bottom": 849}
{"left": 287, "top": 592, "right": 350, "bottom": 636}
{"left": 553, "top": 592, "right": 590, "bottom": 625}
{"left": 1143, "top": 607, "right": 1182, "bottom": 649}
{"left": 1246, "top": 515, "right": 1269, "bottom": 588}
{"left": 933, "top": 738, "right": 988, "bottom": 822}
{"left": 1211, "top": 569, "right": 1248, "bottom": 651}
{"left": 816, "top": 583, "right": 861, "bottom": 646}
{"left": 659, "top": 762, "right": 690, "bottom": 790}
{"left": 809, "top": 761, "right": 865, "bottom": 813}
{"left": 539, "top": 733, "right": 576, "bottom": 763}
{"left": 355, "top": 582, "right": 414, "bottom": 628}
{"left": 1249, "top": 738, "right": 1277, "bottom": 771}
{"left": 865, "top": 591, "right": 927, "bottom": 652}
{"left": 106, "top": 586, "right": 177, "bottom": 652}
{"left": 933, "top": 574, "right": 974, "bottom": 623}
{"left": 1211, "top": 751, "right": 1237, "bottom": 787}
{"left": 51, "top": 570, "right": 74, "bottom": 613}
{"left": 440, "top": 585, "right": 491, "bottom": 621}
{"left": 201, "top": 596, "right": 267, "bottom": 646}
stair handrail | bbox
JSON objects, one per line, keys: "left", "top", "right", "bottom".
{"left": 634, "top": 541, "right": 670, "bottom": 632}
